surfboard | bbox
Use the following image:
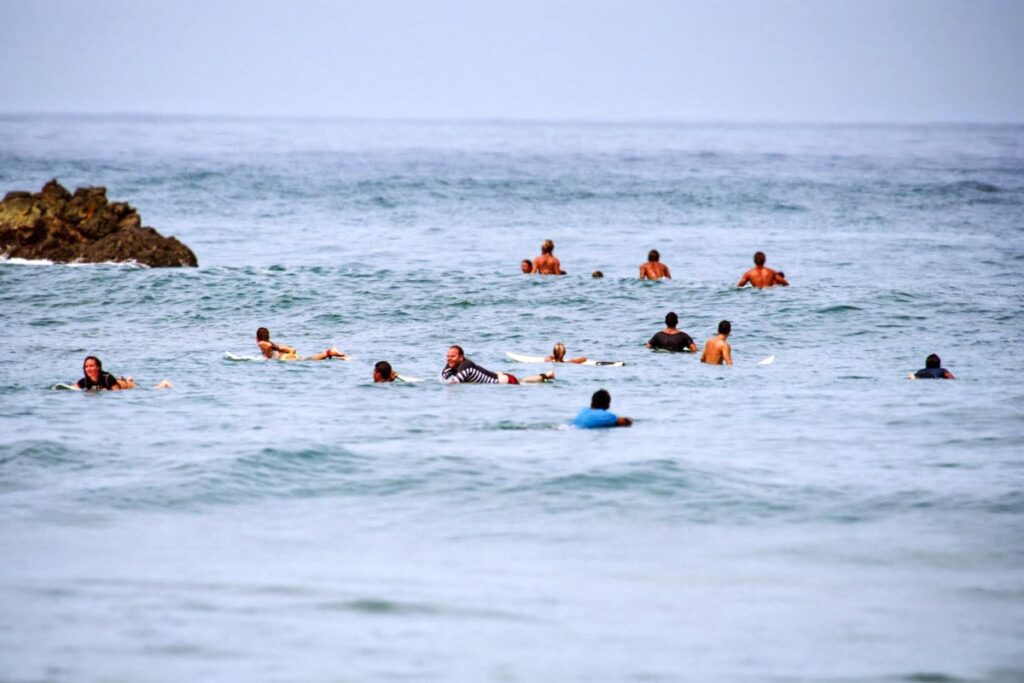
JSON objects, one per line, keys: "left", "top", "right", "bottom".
{"left": 224, "top": 351, "right": 351, "bottom": 362}
{"left": 505, "top": 352, "right": 625, "bottom": 367}
{"left": 757, "top": 355, "right": 775, "bottom": 366}
{"left": 52, "top": 382, "right": 77, "bottom": 390}
{"left": 395, "top": 374, "right": 423, "bottom": 383}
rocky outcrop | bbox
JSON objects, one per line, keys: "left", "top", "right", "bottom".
{"left": 0, "top": 180, "right": 197, "bottom": 267}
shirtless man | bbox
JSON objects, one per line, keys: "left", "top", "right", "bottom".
{"left": 441, "top": 345, "right": 553, "bottom": 384}
{"left": 737, "top": 251, "right": 788, "bottom": 288}
{"left": 373, "top": 360, "right": 398, "bottom": 382}
{"left": 639, "top": 249, "right": 671, "bottom": 280}
{"left": 532, "top": 239, "right": 565, "bottom": 275}
{"left": 256, "top": 327, "right": 347, "bottom": 361}
{"left": 645, "top": 312, "right": 697, "bottom": 353}
{"left": 520, "top": 259, "right": 534, "bottom": 274}
{"left": 700, "top": 320, "right": 733, "bottom": 365}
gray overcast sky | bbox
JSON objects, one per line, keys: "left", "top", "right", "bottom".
{"left": 1, "top": 0, "right": 1022, "bottom": 123}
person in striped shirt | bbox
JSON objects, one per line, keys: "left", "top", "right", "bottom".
{"left": 441, "top": 346, "right": 554, "bottom": 384}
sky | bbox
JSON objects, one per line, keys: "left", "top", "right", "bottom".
{"left": 1, "top": 0, "right": 1022, "bottom": 123}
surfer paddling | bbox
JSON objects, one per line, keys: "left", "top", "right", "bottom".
{"left": 737, "top": 251, "right": 789, "bottom": 288}
{"left": 545, "top": 342, "right": 587, "bottom": 364}
{"left": 532, "top": 239, "right": 565, "bottom": 275}
{"left": 70, "top": 355, "right": 172, "bottom": 390}
{"left": 700, "top": 321, "right": 733, "bottom": 365}
{"left": 645, "top": 312, "right": 698, "bottom": 353}
{"left": 639, "top": 249, "right": 671, "bottom": 280}
{"left": 909, "top": 354, "right": 955, "bottom": 380}
{"left": 441, "top": 346, "right": 554, "bottom": 384}
{"left": 256, "top": 327, "right": 347, "bottom": 361}
{"left": 374, "top": 360, "right": 398, "bottom": 382}
{"left": 571, "top": 389, "right": 632, "bottom": 428}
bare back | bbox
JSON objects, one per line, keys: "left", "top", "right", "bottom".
{"left": 639, "top": 262, "right": 671, "bottom": 280}
{"left": 533, "top": 254, "right": 563, "bottom": 275}
{"left": 738, "top": 266, "right": 786, "bottom": 288}
{"left": 700, "top": 335, "right": 732, "bottom": 365}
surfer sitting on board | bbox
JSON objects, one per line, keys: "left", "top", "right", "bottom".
{"left": 645, "top": 312, "right": 698, "bottom": 353}
{"left": 256, "top": 327, "right": 347, "bottom": 361}
{"left": 909, "top": 353, "right": 955, "bottom": 380}
{"left": 441, "top": 346, "right": 554, "bottom": 384}
{"left": 532, "top": 239, "right": 565, "bottom": 275}
{"left": 544, "top": 342, "right": 587, "bottom": 364}
{"left": 639, "top": 249, "right": 671, "bottom": 280}
{"left": 571, "top": 389, "right": 632, "bottom": 428}
{"left": 70, "top": 356, "right": 172, "bottom": 390}
{"left": 738, "top": 251, "right": 789, "bottom": 288}
{"left": 700, "top": 321, "right": 733, "bottom": 366}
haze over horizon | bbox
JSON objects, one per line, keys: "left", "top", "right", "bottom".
{"left": 2, "top": 0, "right": 1022, "bottom": 125}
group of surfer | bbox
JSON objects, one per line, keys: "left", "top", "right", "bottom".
{"left": 65, "top": 242, "right": 955, "bottom": 426}
{"left": 520, "top": 241, "right": 790, "bottom": 288}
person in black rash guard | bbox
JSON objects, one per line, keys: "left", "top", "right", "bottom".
{"left": 441, "top": 346, "right": 554, "bottom": 384}
{"left": 73, "top": 356, "right": 128, "bottom": 390}
{"left": 910, "top": 353, "right": 955, "bottom": 380}
{"left": 645, "top": 312, "right": 698, "bottom": 353}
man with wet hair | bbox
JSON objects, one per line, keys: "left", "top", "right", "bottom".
{"left": 571, "top": 388, "right": 632, "bottom": 428}
{"left": 532, "top": 239, "right": 565, "bottom": 275}
{"left": 645, "top": 312, "right": 697, "bottom": 352}
{"left": 639, "top": 249, "right": 672, "bottom": 280}
{"left": 910, "top": 354, "right": 955, "bottom": 379}
{"left": 520, "top": 259, "right": 534, "bottom": 274}
{"left": 441, "top": 345, "right": 553, "bottom": 384}
{"left": 738, "top": 251, "right": 789, "bottom": 288}
{"left": 374, "top": 360, "right": 398, "bottom": 382}
{"left": 701, "top": 320, "right": 733, "bottom": 365}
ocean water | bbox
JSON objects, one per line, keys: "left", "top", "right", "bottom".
{"left": 1, "top": 116, "right": 1023, "bottom": 682}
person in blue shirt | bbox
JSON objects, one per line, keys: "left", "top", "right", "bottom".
{"left": 572, "top": 389, "right": 632, "bottom": 428}
{"left": 909, "top": 353, "right": 955, "bottom": 380}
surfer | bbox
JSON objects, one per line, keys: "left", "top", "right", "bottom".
{"left": 545, "top": 342, "right": 587, "bottom": 364}
{"left": 441, "top": 346, "right": 554, "bottom": 384}
{"left": 520, "top": 259, "right": 534, "bottom": 274}
{"left": 532, "top": 239, "right": 565, "bottom": 275}
{"left": 639, "top": 249, "right": 671, "bottom": 280}
{"left": 256, "top": 327, "right": 347, "bottom": 361}
{"left": 737, "top": 251, "right": 789, "bottom": 288}
{"left": 70, "top": 356, "right": 172, "bottom": 390}
{"left": 374, "top": 360, "right": 398, "bottom": 382}
{"left": 700, "top": 321, "right": 733, "bottom": 365}
{"left": 571, "top": 389, "right": 632, "bottom": 428}
{"left": 645, "top": 312, "right": 698, "bottom": 353}
{"left": 909, "top": 354, "right": 955, "bottom": 379}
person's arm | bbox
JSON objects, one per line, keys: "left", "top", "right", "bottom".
{"left": 737, "top": 271, "right": 751, "bottom": 288}
{"left": 569, "top": 356, "right": 587, "bottom": 364}
{"left": 774, "top": 271, "right": 789, "bottom": 286}
{"left": 943, "top": 370, "right": 955, "bottom": 379}
{"left": 553, "top": 257, "right": 564, "bottom": 275}
{"left": 723, "top": 343, "right": 733, "bottom": 366}
{"left": 639, "top": 265, "right": 648, "bottom": 280}
{"left": 688, "top": 341, "right": 698, "bottom": 353}
{"left": 615, "top": 416, "right": 633, "bottom": 427}
{"left": 663, "top": 266, "right": 671, "bottom": 279}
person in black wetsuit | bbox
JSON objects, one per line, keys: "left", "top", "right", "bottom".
{"left": 910, "top": 353, "right": 955, "bottom": 379}
{"left": 441, "top": 346, "right": 554, "bottom": 384}
{"left": 70, "top": 356, "right": 172, "bottom": 390}
{"left": 645, "top": 312, "right": 698, "bottom": 353}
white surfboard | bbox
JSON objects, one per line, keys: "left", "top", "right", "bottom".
{"left": 224, "top": 351, "right": 351, "bottom": 362}
{"left": 52, "top": 382, "right": 77, "bottom": 390}
{"left": 505, "top": 352, "right": 625, "bottom": 367}
{"left": 395, "top": 374, "right": 423, "bottom": 383}
{"left": 757, "top": 355, "right": 775, "bottom": 366}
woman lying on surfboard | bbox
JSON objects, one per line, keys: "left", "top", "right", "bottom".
{"left": 544, "top": 342, "right": 587, "bottom": 364}
{"left": 256, "top": 327, "right": 348, "bottom": 361}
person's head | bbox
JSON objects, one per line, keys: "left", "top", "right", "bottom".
{"left": 447, "top": 345, "right": 465, "bottom": 368}
{"left": 925, "top": 353, "right": 941, "bottom": 369}
{"left": 648, "top": 249, "right": 660, "bottom": 262}
{"left": 591, "top": 270, "right": 604, "bottom": 278}
{"left": 665, "top": 311, "right": 678, "bottom": 328}
{"left": 541, "top": 239, "right": 554, "bottom": 255}
{"left": 256, "top": 327, "right": 270, "bottom": 342}
{"left": 590, "top": 389, "right": 612, "bottom": 410}
{"left": 373, "top": 360, "right": 394, "bottom": 382}
{"left": 753, "top": 251, "right": 766, "bottom": 266}
{"left": 83, "top": 356, "right": 102, "bottom": 380}
{"left": 552, "top": 342, "right": 566, "bottom": 362}
{"left": 520, "top": 259, "right": 532, "bottom": 273}
{"left": 718, "top": 320, "right": 731, "bottom": 336}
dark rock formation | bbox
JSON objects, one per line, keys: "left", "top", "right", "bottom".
{"left": 0, "top": 180, "right": 197, "bottom": 267}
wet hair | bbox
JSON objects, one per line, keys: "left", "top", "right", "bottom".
{"left": 648, "top": 249, "right": 660, "bottom": 262}
{"left": 718, "top": 320, "right": 731, "bottom": 335}
{"left": 754, "top": 251, "right": 766, "bottom": 266}
{"left": 374, "top": 360, "right": 393, "bottom": 380}
{"left": 591, "top": 389, "right": 611, "bottom": 410}
{"left": 925, "top": 354, "right": 941, "bottom": 369}
{"left": 449, "top": 345, "right": 465, "bottom": 358}
{"left": 541, "top": 239, "right": 554, "bottom": 255}
{"left": 256, "top": 327, "right": 270, "bottom": 342}
{"left": 552, "top": 343, "right": 566, "bottom": 361}
{"left": 665, "top": 311, "right": 678, "bottom": 328}
{"left": 521, "top": 259, "right": 532, "bottom": 271}
{"left": 591, "top": 270, "right": 604, "bottom": 278}
{"left": 83, "top": 355, "right": 102, "bottom": 373}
